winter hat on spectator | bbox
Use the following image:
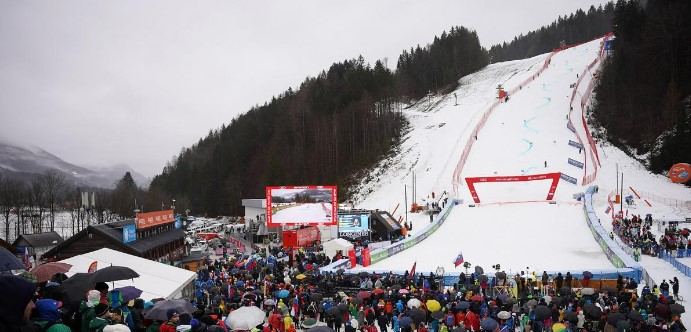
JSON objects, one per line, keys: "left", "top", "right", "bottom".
{"left": 103, "top": 324, "right": 131, "bottom": 332}
{"left": 35, "top": 299, "right": 62, "bottom": 322}
{"left": 167, "top": 308, "right": 180, "bottom": 320}
{"left": 179, "top": 312, "right": 193, "bottom": 325}
{"left": 94, "top": 303, "right": 110, "bottom": 317}
{"left": 88, "top": 290, "right": 101, "bottom": 303}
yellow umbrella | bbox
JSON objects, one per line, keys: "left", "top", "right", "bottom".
{"left": 426, "top": 299, "right": 441, "bottom": 312}
{"left": 296, "top": 274, "right": 307, "bottom": 280}
{"left": 552, "top": 323, "right": 566, "bottom": 332}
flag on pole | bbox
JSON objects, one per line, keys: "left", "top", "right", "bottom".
{"left": 453, "top": 250, "right": 465, "bottom": 267}
{"left": 409, "top": 261, "right": 417, "bottom": 278}
{"left": 24, "top": 247, "right": 31, "bottom": 269}
{"left": 88, "top": 261, "right": 98, "bottom": 273}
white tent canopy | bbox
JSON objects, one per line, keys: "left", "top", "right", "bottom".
{"left": 59, "top": 248, "right": 196, "bottom": 301}
{"left": 322, "top": 238, "right": 353, "bottom": 259}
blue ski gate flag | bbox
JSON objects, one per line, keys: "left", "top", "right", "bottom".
{"left": 453, "top": 251, "right": 464, "bottom": 267}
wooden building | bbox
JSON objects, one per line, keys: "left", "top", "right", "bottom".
{"left": 12, "top": 231, "right": 64, "bottom": 259}
{"left": 42, "top": 217, "right": 187, "bottom": 266}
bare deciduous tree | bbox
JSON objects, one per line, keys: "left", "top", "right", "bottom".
{"left": 40, "top": 170, "right": 66, "bottom": 232}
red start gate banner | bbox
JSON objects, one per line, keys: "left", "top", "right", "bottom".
{"left": 465, "top": 172, "right": 561, "bottom": 203}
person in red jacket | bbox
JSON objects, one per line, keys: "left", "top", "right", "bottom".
{"left": 159, "top": 309, "right": 179, "bottom": 332}
{"left": 466, "top": 310, "right": 480, "bottom": 332}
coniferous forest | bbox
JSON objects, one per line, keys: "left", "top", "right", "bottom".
{"left": 148, "top": 0, "right": 690, "bottom": 217}
{"left": 591, "top": 0, "right": 691, "bottom": 175}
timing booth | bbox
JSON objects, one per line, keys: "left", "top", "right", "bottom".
{"left": 337, "top": 210, "right": 403, "bottom": 242}
{"left": 370, "top": 211, "right": 403, "bottom": 241}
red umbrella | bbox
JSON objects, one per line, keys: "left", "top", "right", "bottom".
{"left": 372, "top": 289, "right": 385, "bottom": 295}
{"left": 399, "top": 289, "right": 410, "bottom": 294}
{"left": 357, "top": 291, "right": 372, "bottom": 299}
{"left": 31, "top": 262, "right": 72, "bottom": 283}
{"left": 470, "top": 295, "right": 483, "bottom": 301}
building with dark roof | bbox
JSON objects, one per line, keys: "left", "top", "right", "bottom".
{"left": 12, "top": 231, "right": 64, "bottom": 259}
{"left": 0, "top": 238, "right": 18, "bottom": 254}
{"left": 42, "top": 212, "right": 187, "bottom": 266}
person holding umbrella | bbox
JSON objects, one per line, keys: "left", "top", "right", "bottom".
{"left": 79, "top": 290, "right": 102, "bottom": 332}
{"left": 89, "top": 303, "right": 112, "bottom": 332}
{"left": 159, "top": 309, "right": 180, "bottom": 332}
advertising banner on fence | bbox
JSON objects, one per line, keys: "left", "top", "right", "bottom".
{"left": 136, "top": 210, "right": 175, "bottom": 229}
{"left": 348, "top": 249, "right": 357, "bottom": 268}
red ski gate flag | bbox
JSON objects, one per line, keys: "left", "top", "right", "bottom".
{"left": 409, "top": 261, "right": 417, "bottom": 278}
{"left": 453, "top": 251, "right": 464, "bottom": 267}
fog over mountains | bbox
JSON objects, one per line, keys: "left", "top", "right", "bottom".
{"left": 0, "top": 141, "right": 148, "bottom": 189}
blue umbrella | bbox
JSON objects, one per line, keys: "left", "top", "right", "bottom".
{"left": 112, "top": 286, "right": 143, "bottom": 303}
{"left": 0, "top": 247, "right": 25, "bottom": 273}
{"left": 583, "top": 271, "right": 593, "bottom": 279}
{"left": 457, "top": 301, "right": 470, "bottom": 310}
{"left": 278, "top": 289, "right": 290, "bottom": 298}
{"left": 480, "top": 318, "right": 498, "bottom": 331}
{"left": 399, "top": 317, "right": 413, "bottom": 328}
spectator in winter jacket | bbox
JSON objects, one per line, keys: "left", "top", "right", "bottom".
{"left": 554, "top": 273, "right": 563, "bottom": 290}
{"left": 564, "top": 272, "right": 572, "bottom": 288}
{"left": 377, "top": 312, "right": 389, "bottom": 332}
{"left": 159, "top": 309, "right": 179, "bottom": 332}
{"left": 33, "top": 299, "right": 72, "bottom": 332}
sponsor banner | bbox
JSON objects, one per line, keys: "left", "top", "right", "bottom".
{"left": 567, "top": 121, "right": 576, "bottom": 133}
{"left": 122, "top": 224, "right": 137, "bottom": 243}
{"left": 387, "top": 243, "right": 405, "bottom": 256}
{"left": 362, "top": 248, "right": 371, "bottom": 267}
{"left": 568, "top": 158, "right": 584, "bottom": 169}
{"left": 338, "top": 214, "right": 370, "bottom": 239}
{"left": 370, "top": 250, "right": 389, "bottom": 264}
{"left": 568, "top": 140, "right": 584, "bottom": 149}
{"left": 669, "top": 163, "right": 691, "bottom": 183}
{"left": 560, "top": 173, "right": 578, "bottom": 185}
{"left": 465, "top": 172, "right": 561, "bottom": 203}
{"left": 348, "top": 249, "right": 357, "bottom": 268}
{"left": 136, "top": 210, "right": 175, "bottom": 229}
{"left": 266, "top": 186, "right": 337, "bottom": 226}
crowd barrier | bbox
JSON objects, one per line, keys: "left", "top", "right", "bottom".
{"left": 631, "top": 190, "right": 691, "bottom": 209}
{"left": 659, "top": 251, "right": 691, "bottom": 279}
{"left": 583, "top": 186, "right": 642, "bottom": 282}
{"left": 568, "top": 158, "right": 584, "bottom": 169}
{"left": 560, "top": 173, "right": 578, "bottom": 185}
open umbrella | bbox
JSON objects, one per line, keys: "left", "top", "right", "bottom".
{"left": 62, "top": 266, "right": 140, "bottom": 303}
{"left": 470, "top": 295, "right": 483, "bottom": 302}
{"left": 552, "top": 323, "right": 567, "bottom": 332}
{"left": 480, "top": 318, "right": 498, "bottom": 331}
{"left": 408, "top": 308, "right": 426, "bottom": 324}
{"left": 583, "top": 303, "right": 602, "bottom": 320}
{"left": 278, "top": 289, "right": 290, "bottom": 298}
{"left": 495, "top": 271, "right": 507, "bottom": 280}
{"left": 30, "top": 262, "right": 72, "bottom": 283}
{"left": 426, "top": 300, "right": 441, "bottom": 312}
{"left": 607, "top": 312, "right": 626, "bottom": 326}
{"left": 671, "top": 303, "right": 685, "bottom": 315}
{"left": 337, "top": 303, "right": 349, "bottom": 313}
{"left": 534, "top": 305, "right": 551, "bottom": 320}
{"left": 326, "top": 306, "right": 341, "bottom": 316}
{"left": 655, "top": 303, "right": 672, "bottom": 321}
{"left": 542, "top": 295, "right": 552, "bottom": 305}
{"left": 505, "top": 298, "right": 517, "bottom": 305}
{"left": 302, "top": 318, "right": 319, "bottom": 329}
{"left": 474, "top": 266, "right": 484, "bottom": 276}
{"left": 617, "top": 321, "right": 631, "bottom": 331}
{"left": 551, "top": 296, "right": 563, "bottom": 306}
{"left": 0, "top": 247, "right": 26, "bottom": 273}
{"left": 407, "top": 298, "right": 421, "bottom": 308}
{"left": 431, "top": 311, "right": 444, "bottom": 320}
{"left": 310, "top": 293, "right": 323, "bottom": 302}
{"left": 583, "top": 271, "right": 593, "bottom": 279}
{"left": 357, "top": 291, "right": 372, "bottom": 299}
{"left": 399, "top": 289, "right": 410, "bottom": 295}
{"left": 581, "top": 288, "right": 595, "bottom": 296}
{"left": 497, "top": 311, "right": 511, "bottom": 320}
{"left": 264, "top": 299, "right": 276, "bottom": 306}
{"left": 351, "top": 298, "right": 363, "bottom": 305}
{"left": 144, "top": 299, "right": 197, "bottom": 320}
{"left": 457, "top": 301, "right": 470, "bottom": 310}
{"left": 372, "top": 288, "right": 385, "bottom": 295}
{"left": 111, "top": 286, "right": 143, "bottom": 303}
{"left": 627, "top": 310, "right": 644, "bottom": 322}
{"left": 225, "top": 306, "right": 266, "bottom": 330}
{"left": 391, "top": 284, "right": 402, "bottom": 291}
{"left": 524, "top": 299, "right": 538, "bottom": 309}
{"left": 296, "top": 274, "right": 307, "bottom": 280}
{"left": 399, "top": 317, "right": 413, "bottom": 328}
{"left": 562, "top": 310, "right": 578, "bottom": 324}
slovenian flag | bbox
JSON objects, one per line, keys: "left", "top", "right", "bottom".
{"left": 453, "top": 251, "right": 464, "bottom": 267}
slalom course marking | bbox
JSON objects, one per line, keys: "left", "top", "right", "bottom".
{"left": 520, "top": 166, "right": 538, "bottom": 175}
{"left": 535, "top": 97, "right": 552, "bottom": 109}
{"left": 519, "top": 139, "right": 534, "bottom": 155}
{"left": 522, "top": 116, "right": 540, "bottom": 133}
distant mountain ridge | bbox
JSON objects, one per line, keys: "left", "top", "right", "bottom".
{"left": 0, "top": 142, "right": 148, "bottom": 189}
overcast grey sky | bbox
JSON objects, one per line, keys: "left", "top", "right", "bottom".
{"left": 0, "top": 0, "right": 610, "bottom": 178}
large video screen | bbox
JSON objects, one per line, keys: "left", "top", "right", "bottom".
{"left": 338, "top": 213, "right": 370, "bottom": 239}
{"left": 266, "top": 186, "right": 337, "bottom": 226}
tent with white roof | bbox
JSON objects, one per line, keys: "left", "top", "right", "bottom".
{"left": 322, "top": 238, "right": 353, "bottom": 260}
{"left": 59, "top": 248, "right": 196, "bottom": 301}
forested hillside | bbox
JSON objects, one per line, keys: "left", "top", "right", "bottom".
{"left": 489, "top": 3, "right": 615, "bottom": 63}
{"left": 592, "top": 0, "right": 691, "bottom": 177}
{"left": 149, "top": 27, "right": 489, "bottom": 215}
